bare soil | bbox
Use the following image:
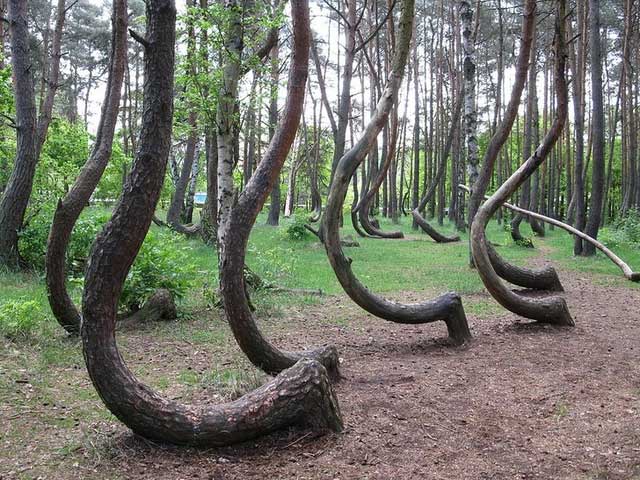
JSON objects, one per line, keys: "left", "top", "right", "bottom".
{"left": 2, "top": 261, "right": 640, "bottom": 480}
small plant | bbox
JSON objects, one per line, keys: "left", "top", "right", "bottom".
{"left": 285, "top": 213, "right": 311, "bottom": 241}
{"left": 121, "top": 230, "right": 196, "bottom": 312}
{"left": 0, "top": 299, "right": 45, "bottom": 339}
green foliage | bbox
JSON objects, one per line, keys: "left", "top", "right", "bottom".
{"left": 601, "top": 209, "right": 640, "bottom": 247}
{"left": 94, "top": 139, "right": 130, "bottom": 201}
{"left": 19, "top": 207, "right": 195, "bottom": 312}
{"left": 121, "top": 230, "right": 196, "bottom": 311}
{"left": 0, "top": 299, "right": 45, "bottom": 340}
{"left": 18, "top": 205, "right": 110, "bottom": 273}
{"left": 0, "top": 60, "right": 15, "bottom": 189}
{"left": 32, "top": 119, "right": 90, "bottom": 206}
{"left": 284, "top": 213, "right": 311, "bottom": 241}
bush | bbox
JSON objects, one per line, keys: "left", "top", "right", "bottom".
{"left": 285, "top": 213, "right": 311, "bottom": 241}
{"left": 601, "top": 209, "right": 640, "bottom": 248}
{"left": 19, "top": 207, "right": 195, "bottom": 313}
{"left": 0, "top": 299, "right": 45, "bottom": 339}
{"left": 121, "top": 230, "right": 196, "bottom": 312}
{"left": 19, "top": 205, "right": 110, "bottom": 273}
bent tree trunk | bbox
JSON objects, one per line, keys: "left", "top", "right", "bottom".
{"left": 466, "top": 0, "right": 563, "bottom": 292}
{"left": 217, "top": 0, "right": 340, "bottom": 378}
{"left": 411, "top": 85, "right": 463, "bottom": 243}
{"left": 470, "top": 0, "right": 573, "bottom": 326}
{"left": 323, "top": 0, "right": 471, "bottom": 345}
{"left": 46, "top": 0, "right": 128, "bottom": 334}
{"left": 0, "top": 0, "right": 38, "bottom": 269}
{"left": 465, "top": 186, "right": 640, "bottom": 282}
{"left": 81, "top": 0, "right": 342, "bottom": 446}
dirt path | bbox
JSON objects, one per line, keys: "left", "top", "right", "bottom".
{"left": 87, "top": 261, "right": 639, "bottom": 480}
{"left": 3, "top": 260, "right": 640, "bottom": 479}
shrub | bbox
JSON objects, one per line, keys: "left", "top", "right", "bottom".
{"left": 19, "top": 205, "right": 110, "bottom": 273}
{"left": 284, "top": 213, "right": 311, "bottom": 241}
{"left": 121, "top": 230, "right": 196, "bottom": 312}
{"left": 602, "top": 209, "right": 640, "bottom": 248}
{"left": 0, "top": 299, "right": 45, "bottom": 340}
{"left": 19, "top": 207, "right": 195, "bottom": 313}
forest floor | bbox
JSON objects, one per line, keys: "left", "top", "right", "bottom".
{"left": 1, "top": 218, "right": 640, "bottom": 480}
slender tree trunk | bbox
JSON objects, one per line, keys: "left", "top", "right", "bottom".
{"left": 45, "top": 0, "right": 127, "bottom": 334}
{"left": 0, "top": 0, "right": 38, "bottom": 269}
{"left": 267, "top": 43, "right": 281, "bottom": 226}
{"left": 583, "top": 0, "right": 605, "bottom": 255}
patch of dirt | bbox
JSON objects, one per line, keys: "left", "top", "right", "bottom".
{"left": 2, "top": 261, "right": 640, "bottom": 480}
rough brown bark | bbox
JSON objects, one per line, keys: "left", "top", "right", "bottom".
{"left": 45, "top": 0, "right": 128, "bottom": 335}
{"left": 322, "top": 0, "right": 471, "bottom": 346}
{"left": 470, "top": 0, "right": 574, "bottom": 326}
{"left": 0, "top": 0, "right": 39, "bottom": 269}
{"left": 81, "top": 0, "right": 342, "bottom": 446}
{"left": 218, "top": 0, "right": 340, "bottom": 378}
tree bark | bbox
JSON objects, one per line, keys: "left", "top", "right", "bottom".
{"left": 45, "top": 0, "right": 128, "bottom": 334}
{"left": 322, "top": 0, "right": 471, "bottom": 346}
{"left": 0, "top": 0, "right": 39, "bottom": 269}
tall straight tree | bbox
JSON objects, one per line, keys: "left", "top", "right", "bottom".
{"left": 0, "top": 0, "right": 38, "bottom": 269}
{"left": 583, "top": 0, "right": 605, "bottom": 255}
{"left": 0, "top": 0, "right": 66, "bottom": 269}
{"left": 266, "top": 42, "right": 281, "bottom": 225}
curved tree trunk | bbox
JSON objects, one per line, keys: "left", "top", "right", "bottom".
{"left": 410, "top": 85, "right": 463, "bottom": 243}
{"left": 465, "top": 186, "right": 639, "bottom": 282}
{"left": 470, "top": 0, "right": 574, "bottom": 326}
{"left": 463, "top": 0, "right": 562, "bottom": 292}
{"left": 46, "top": 0, "right": 128, "bottom": 335}
{"left": 81, "top": 0, "right": 342, "bottom": 446}
{"left": 323, "top": 0, "right": 471, "bottom": 346}
{"left": 467, "top": 0, "right": 536, "bottom": 242}
{"left": 217, "top": 0, "right": 340, "bottom": 378}
{"left": 0, "top": 0, "right": 38, "bottom": 269}
{"left": 460, "top": 185, "right": 564, "bottom": 292}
